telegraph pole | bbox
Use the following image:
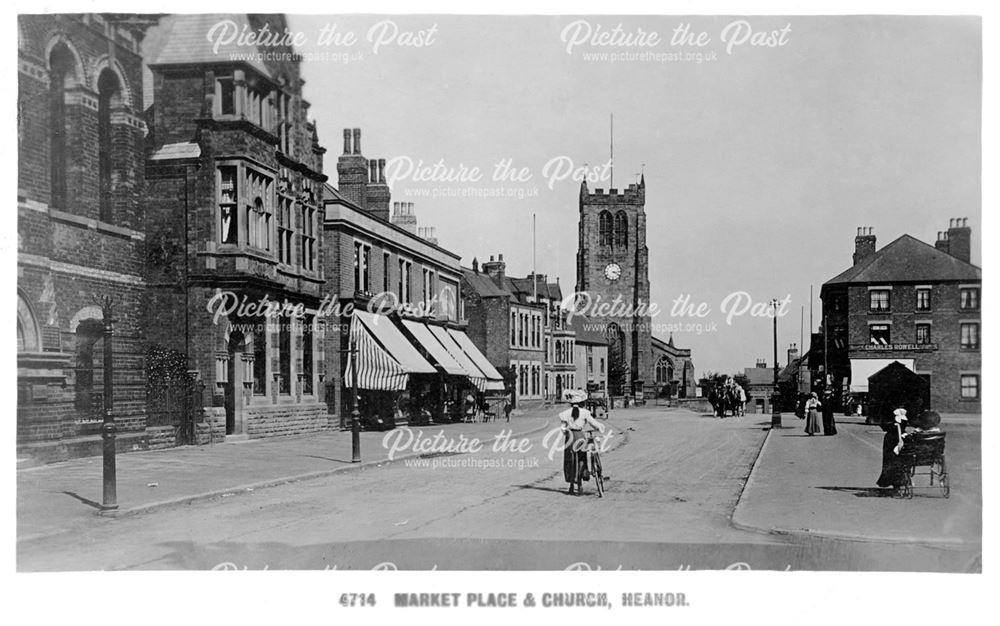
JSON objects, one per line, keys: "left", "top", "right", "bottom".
{"left": 771, "top": 298, "right": 782, "bottom": 429}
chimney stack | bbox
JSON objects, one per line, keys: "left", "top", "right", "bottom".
{"left": 853, "top": 226, "right": 877, "bottom": 265}
{"left": 482, "top": 253, "right": 507, "bottom": 287}
{"left": 787, "top": 343, "right": 799, "bottom": 367}
{"left": 390, "top": 200, "right": 417, "bottom": 233}
{"left": 945, "top": 217, "right": 971, "bottom": 263}
{"left": 336, "top": 128, "right": 369, "bottom": 209}
{"left": 472, "top": 257, "right": 479, "bottom": 273}
{"left": 365, "top": 156, "right": 391, "bottom": 222}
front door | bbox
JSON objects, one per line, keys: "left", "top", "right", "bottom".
{"left": 225, "top": 333, "right": 247, "bottom": 436}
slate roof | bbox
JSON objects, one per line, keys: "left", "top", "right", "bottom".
{"left": 146, "top": 14, "right": 274, "bottom": 78}
{"left": 462, "top": 269, "right": 511, "bottom": 298}
{"left": 824, "top": 235, "right": 981, "bottom": 286}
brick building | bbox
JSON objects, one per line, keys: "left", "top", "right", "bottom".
{"left": 141, "top": 14, "right": 329, "bottom": 441}
{"left": 575, "top": 178, "right": 653, "bottom": 396}
{"left": 816, "top": 221, "right": 981, "bottom": 413}
{"left": 17, "top": 14, "right": 156, "bottom": 462}
{"left": 461, "top": 255, "right": 550, "bottom": 407}
{"left": 323, "top": 129, "right": 474, "bottom": 424}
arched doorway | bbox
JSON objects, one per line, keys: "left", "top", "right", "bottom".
{"left": 225, "top": 329, "right": 248, "bottom": 436}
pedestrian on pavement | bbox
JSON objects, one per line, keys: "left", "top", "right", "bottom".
{"left": 560, "top": 390, "right": 605, "bottom": 496}
{"left": 804, "top": 392, "right": 822, "bottom": 435}
{"left": 821, "top": 390, "right": 837, "bottom": 435}
{"left": 504, "top": 393, "right": 513, "bottom": 422}
{"left": 876, "top": 408, "right": 910, "bottom": 494}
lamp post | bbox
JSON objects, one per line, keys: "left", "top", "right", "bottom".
{"left": 349, "top": 336, "right": 361, "bottom": 463}
{"left": 95, "top": 294, "right": 118, "bottom": 510}
{"left": 771, "top": 298, "right": 782, "bottom": 429}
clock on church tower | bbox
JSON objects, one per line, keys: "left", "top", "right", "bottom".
{"left": 574, "top": 176, "right": 653, "bottom": 396}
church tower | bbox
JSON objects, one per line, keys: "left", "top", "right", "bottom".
{"left": 575, "top": 176, "right": 652, "bottom": 396}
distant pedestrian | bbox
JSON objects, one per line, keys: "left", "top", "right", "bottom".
{"left": 804, "top": 392, "right": 822, "bottom": 435}
{"left": 821, "top": 390, "right": 837, "bottom": 435}
{"left": 504, "top": 394, "right": 513, "bottom": 422}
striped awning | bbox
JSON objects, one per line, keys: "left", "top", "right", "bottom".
{"left": 427, "top": 324, "right": 490, "bottom": 391}
{"left": 345, "top": 311, "right": 436, "bottom": 390}
{"left": 447, "top": 329, "right": 506, "bottom": 391}
{"left": 401, "top": 320, "right": 467, "bottom": 376}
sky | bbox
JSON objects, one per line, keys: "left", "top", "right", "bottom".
{"left": 288, "top": 14, "right": 982, "bottom": 376}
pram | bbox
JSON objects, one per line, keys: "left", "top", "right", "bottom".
{"left": 897, "top": 431, "right": 949, "bottom": 499}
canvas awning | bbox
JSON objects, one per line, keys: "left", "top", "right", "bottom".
{"left": 345, "top": 311, "right": 436, "bottom": 390}
{"left": 401, "top": 319, "right": 467, "bottom": 376}
{"left": 849, "top": 358, "right": 915, "bottom": 393}
{"left": 447, "top": 328, "right": 506, "bottom": 391}
{"left": 427, "top": 325, "right": 490, "bottom": 391}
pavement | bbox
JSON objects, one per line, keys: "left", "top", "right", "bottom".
{"left": 17, "top": 411, "right": 555, "bottom": 544}
{"left": 732, "top": 415, "right": 982, "bottom": 547}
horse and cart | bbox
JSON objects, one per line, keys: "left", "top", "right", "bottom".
{"left": 708, "top": 380, "right": 746, "bottom": 418}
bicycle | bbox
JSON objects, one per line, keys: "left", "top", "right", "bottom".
{"left": 577, "top": 432, "right": 605, "bottom": 498}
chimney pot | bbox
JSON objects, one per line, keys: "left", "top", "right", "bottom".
{"left": 343, "top": 128, "right": 351, "bottom": 154}
{"left": 352, "top": 128, "right": 361, "bottom": 155}
{"left": 378, "top": 158, "right": 386, "bottom": 184}
{"left": 369, "top": 159, "right": 377, "bottom": 183}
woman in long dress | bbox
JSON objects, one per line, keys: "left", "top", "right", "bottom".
{"left": 560, "top": 390, "right": 606, "bottom": 495}
{"left": 804, "top": 392, "right": 822, "bottom": 435}
{"left": 876, "top": 409, "right": 910, "bottom": 493}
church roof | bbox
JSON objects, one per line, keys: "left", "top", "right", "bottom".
{"left": 824, "top": 234, "right": 981, "bottom": 287}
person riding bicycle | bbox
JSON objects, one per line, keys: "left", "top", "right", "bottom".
{"left": 560, "top": 389, "right": 606, "bottom": 496}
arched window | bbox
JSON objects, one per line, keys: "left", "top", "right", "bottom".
{"left": 655, "top": 357, "right": 670, "bottom": 384}
{"left": 48, "top": 43, "right": 77, "bottom": 210}
{"left": 97, "top": 69, "right": 122, "bottom": 222}
{"left": 614, "top": 211, "right": 628, "bottom": 248}
{"left": 599, "top": 210, "right": 613, "bottom": 246}
{"left": 17, "top": 293, "right": 40, "bottom": 353}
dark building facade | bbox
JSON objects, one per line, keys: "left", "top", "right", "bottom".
{"left": 142, "top": 14, "right": 329, "bottom": 441}
{"left": 17, "top": 14, "right": 155, "bottom": 462}
{"left": 817, "top": 221, "right": 981, "bottom": 414}
{"left": 575, "top": 178, "right": 652, "bottom": 396}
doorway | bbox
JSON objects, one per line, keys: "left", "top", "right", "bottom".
{"left": 225, "top": 331, "right": 247, "bottom": 436}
